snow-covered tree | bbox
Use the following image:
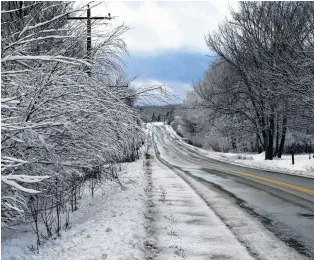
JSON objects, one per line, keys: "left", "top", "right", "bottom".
{"left": 1, "top": 1, "right": 144, "bottom": 232}
{"left": 179, "top": 2, "right": 314, "bottom": 158}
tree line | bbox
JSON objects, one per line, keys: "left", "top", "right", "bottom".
{"left": 1, "top": 1, "right": 145, "bottom": 247}
{"left": 176, "top": 2, "right": 314, "bottom": 159}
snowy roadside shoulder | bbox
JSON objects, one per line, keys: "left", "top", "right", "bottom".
{"left": 164, "top": 124, "right": 314, "bottom": 178}
{"left": 145, "top": 143, "right": 253, "bottom": 260}
{"left": 2, "top": 159, "right": 147, "bottom": 260}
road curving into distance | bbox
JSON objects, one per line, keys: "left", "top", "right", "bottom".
{"left": 152, "top": 124, "right": 314, "bottom": 258}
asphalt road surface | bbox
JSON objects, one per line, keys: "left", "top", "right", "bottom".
{"left": 152, "top": 125, "right": 314, "bottom": 259}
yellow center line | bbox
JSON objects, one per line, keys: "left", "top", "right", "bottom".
{"left": 221, "top": 168, "right": 314, "bottom": 196}
{"left": 159, "top": 136, "right": 314, "bottom": 196}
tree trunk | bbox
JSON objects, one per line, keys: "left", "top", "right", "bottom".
{"left": 231, "top": 132, "right": 237, "bottom": 150}
{"left": 278, "top": 116, "right": 287, "bottom": 158}
{"left": 263, "top": 130, "right": 269, "bottom": 160}
{"left": 256, "top": 132, "right": 263, "bottom": 153}
{"left": 261, "top": 115, "right": 269, "bottom": 160}
{"left": 274, "top": 118, "right": 280, "bottom": 157}
{"left": 267, "top": 110, "right": 275, "bottom": 160}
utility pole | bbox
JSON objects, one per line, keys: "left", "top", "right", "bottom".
{"left": 68, "top": 5, "right": 129, "bottom": 92}
{"left": 67, "top": 4, "right": 111, "bottom": 75}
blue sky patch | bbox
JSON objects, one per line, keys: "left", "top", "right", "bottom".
{"left": 125, "top": 51, "right": 211, "bottom": 83}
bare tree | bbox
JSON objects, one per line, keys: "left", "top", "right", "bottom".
{"left": 203, "top": 2, "right": 314, "bottom": 159}
{"left": 177, "top": 2, "right": 314, "bottom": 158}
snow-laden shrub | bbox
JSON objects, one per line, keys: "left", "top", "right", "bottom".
{"left": 170, "top": 117, "right": 186, "bottom": 138}
{"left": 1, "top": 1, "right": 144, "bottom": 237}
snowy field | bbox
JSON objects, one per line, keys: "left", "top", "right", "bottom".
{"left": 2, "top": 160, "right": 147, "bottom": 260}
{"left": 164, "top": 124, "right": 314, "bottom": 178}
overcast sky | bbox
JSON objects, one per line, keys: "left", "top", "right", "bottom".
{"left": 97, "top": 1, "right": 239, "bottom": 103}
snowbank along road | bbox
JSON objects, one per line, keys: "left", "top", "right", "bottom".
{"left": 150, "top": 124, "right": 314, "bottom": 259}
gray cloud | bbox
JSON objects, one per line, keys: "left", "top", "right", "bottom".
{"left": 100, "top": 1, "right": 238, "bottom": 53}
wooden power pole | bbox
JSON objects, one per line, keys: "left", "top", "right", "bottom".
{"left": 68, "top": 5, "right": 129, "bottom": 90}
{"left": 68, "top": 4, "right": 111, "bottom": 75}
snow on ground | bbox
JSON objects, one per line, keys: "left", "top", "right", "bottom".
{"left": 146, "top": 145, "right": 253, "bottom": 260}
{"left": 163, "top": 124, "right": 314, "bottom": 178}
{"left": 219, "top": 152, "right": 314, "bottom": 176}
{"left": 2, "top": 159, "right": 147, "bottom": 260}
{"left": 151, "top": 122, "right": 166, "bottom": 126}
